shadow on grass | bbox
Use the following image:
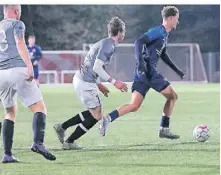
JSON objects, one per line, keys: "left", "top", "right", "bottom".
{"left": 16, "top": 161, "right": 219, "bottom": 171}
{"left": 12, "top": 141, "right": 219, "bottom": 153}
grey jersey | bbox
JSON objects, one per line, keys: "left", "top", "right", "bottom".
{"left": 75, "top": 38, "right": 115, "bottom": 83}
{"left": 0, "top": 18, "right": 26, "bottom": 70}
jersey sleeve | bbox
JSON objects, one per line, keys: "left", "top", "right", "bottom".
{"left": 36, "top": 46, "right": 43, "bottom": 60}
{"left": 13, "top": 20, "right": 26, "bottom": 39}
{"left": 135, "top": 27, "right": 165, "bottom": 73}
{"left": 144, "top": 27, "right": 164, "bottom": 42}
{"left": 161, "top": 48, "right": 182, "bottom": 75}
{"left": 134, "top": 34, "right": 150, "bottom": 72}
{"left": 96, "top": 40, "right": 113, "bottom": 62}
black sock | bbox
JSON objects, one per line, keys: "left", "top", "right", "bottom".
{"left": 66, "top": 113, "right": 98, "bottom": 143}
{"left": 0, "top": 122, "right": 2, "bottom": 136}
{"left": 3, "top": 119, "right": 14, "bottom": 156}
{"left": 160, "top": 116, "right": 170, "bottom": 128}
{"left": 61, "top": 110, "right": 90, "bottom": 130}
{"left": 33, "top": 112, "right": 46, "bottom": 143}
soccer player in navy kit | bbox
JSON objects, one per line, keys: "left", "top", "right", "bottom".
{"left": 100, "top": 6, "right": 185, "bottom": 139}
{"left": 28, "top": 35, "right": 42, "bottom": 85}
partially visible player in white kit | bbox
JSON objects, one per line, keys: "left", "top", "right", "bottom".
{"left": 54, "top": 17, "right": 128, "bottom": 149}
{"left": 0, "top": 5, "right": 56, "bottom": 163}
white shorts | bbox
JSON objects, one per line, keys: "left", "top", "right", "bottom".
{"left": 73, "top": 76, "right": 102, "bottom": 109}
{"left": 0, "top": 67, "right": 43, "bottom": 108}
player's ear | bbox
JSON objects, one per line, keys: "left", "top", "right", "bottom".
{"left": 15, "top": 9, "right": 19, "bottom": 17}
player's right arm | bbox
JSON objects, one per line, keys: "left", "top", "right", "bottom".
{"left": 135, "top": 28, "right": 165, "bottom": 82}
{"left": 134, "top": 34, "right": 156, "bottom": 83}
{"left": 135, "top": 34, "right": 150, "bottom": 73}
{"left": 93, "top": 41, "right": 128, "bottom": 92}
{"left": 36, "top": 46, "right": 43, "bottom": 61}
{"left": 14, "top": 21, "right": 33, "bottom": 81}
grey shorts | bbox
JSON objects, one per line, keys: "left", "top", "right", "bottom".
{"left": 0, "top": 67, "right": 43, "bottom": 108}
{"left": 73, "top": 76, "right": 102, "bottom": 109}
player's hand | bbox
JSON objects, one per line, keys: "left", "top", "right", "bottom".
{"left": 137, "top": 67, "right": 149, "bottom": 83}
{"left": 177, "top": 70, "right": 185, "bottom": 79}
{"left": 137, "top": 64, "right": 147, "bottom": 74}
{"left": 97, "top": 83, "right": 110, "bottom": 97}
{"left": 114, "top": 81, "right": 128, "bottom": 92}
{"left": 27, "top": 66, "right": 34, "bottom": 81}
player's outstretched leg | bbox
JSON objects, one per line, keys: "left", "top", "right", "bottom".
{"left": 53, "top": 110, "right": 90, "bottom": 144}
{"left": 100, "top": 91, "right": 144, "bottom": 136}
{"left": 2, "top": 106, "right": 19, "bottom": 163}
{"left": 29, "top": 100, "right": 56, "bottom": 161}
{"left": 158, "top": 86, "right": 180, "bottom": 139}
{"left": 62, "top": 108, "right": 100, "bottom": 150}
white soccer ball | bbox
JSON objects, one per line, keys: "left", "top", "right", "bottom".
{"left": 193, "top": 124, "right": 210, "bottom": 142}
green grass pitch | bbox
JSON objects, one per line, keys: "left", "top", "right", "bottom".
{"left": 0, "top": 84, "right": 219, "bottom": 175}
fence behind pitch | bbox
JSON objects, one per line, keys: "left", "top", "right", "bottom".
{"left": 39, "top": 43, "right": 208, "bottom": 84}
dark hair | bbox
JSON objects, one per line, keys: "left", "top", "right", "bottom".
{"left": 161, "top": 6, "right": 179, "bottom": 19}
{"left": 107, "top": 16, "right": 125, "bottom": 37}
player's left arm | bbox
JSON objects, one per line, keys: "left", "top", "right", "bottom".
{"left": 36, "top": 46, "right": 42, "bottom": 61}
{"left": 93, "top": 41, "right": 127, "bottom": 92}
{"left": 161, "top": 48, "right": 185, "bottom": 79}
{"left": 14, "top": 21, "right": 34, "bottom": 80}
{"left": 32, "top": 46, "right": 42, "bottom": 66}
{"left": 96, "top": 77, "right": 110, "bottom": 97}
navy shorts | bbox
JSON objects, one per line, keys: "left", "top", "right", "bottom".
{"left": 33, "top": 67, "right": 39, "bottom": 79}
{"left": 131, "top": 73, "right": 170, "bottom": 98}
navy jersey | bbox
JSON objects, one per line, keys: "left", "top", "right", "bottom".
{"left": 144, "top": 25, "right": 168, "bottom": 71}
{"left": 27, "top": 45, "right": 42, "bottom": 67}
{"left": 134, "top": 25, "right": 182, "bottom": 82}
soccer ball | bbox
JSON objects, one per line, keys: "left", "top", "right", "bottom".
{"left": 193, "top": 125, "right": 210, "bottom": 142}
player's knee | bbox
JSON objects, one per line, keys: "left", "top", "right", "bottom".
{"left": 171, "top": 91, "right": 178, "bottom": 101}
{"left": 91, "top": 113, "right": 102, "bottom": 120}
{"left": 89, "top": 107, "right": 103, "bottom": 120}
{"left": 130, "top": 103, "right": 140, "bottom": 112}
{"left": 29, "top": 100, "right": 47, "bottom": 115}
{"left": 174, "top": 92, "right": 178, "bottom": 101}
{"left": 5, "top": 106, "right": 17, "bottom": 121}
{"left": 37, "top": 102, "right": 47, "bottom": 115}
{"left": 5, "top": 113, "right": 16, "bottom": 121}
{"left": 42, "top": 106, "right": 47, "bottom": 115}
{"left": 168, "top": 91, "right": 178, "bottom": 101}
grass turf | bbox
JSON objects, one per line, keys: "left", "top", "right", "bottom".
{"left": 0, "top": 84, "right": 219, "bottom": 175}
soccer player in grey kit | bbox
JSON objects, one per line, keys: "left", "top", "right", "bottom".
{"left": 0, "top": 5, "right": 55, "bottom": 163}
{"left": 54, "top": 17, "right": 128, "bottom": 150}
